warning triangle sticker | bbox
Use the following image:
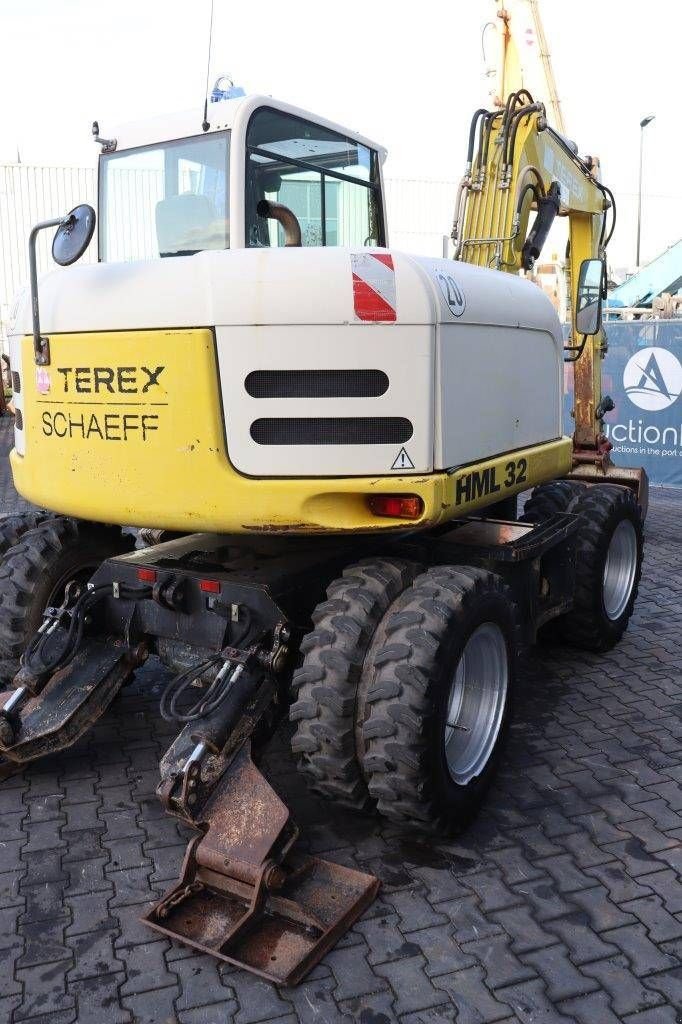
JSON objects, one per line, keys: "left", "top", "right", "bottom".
{"left": 391, "top": 447, "right": 415, "bottom": 470}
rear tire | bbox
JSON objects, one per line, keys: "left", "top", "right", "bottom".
{"left": 0, "top": 511, "right": 49, "bottom": 559}
{"left": 521, "top": 480, "right": 586, "bottom": 522}
{"left": 362, "top": 566, "right": 519, "bottom": 834}
{"left": 290, "top": 557, "right": 421, "bottom": 811}
{"left": 520, "top": 480, "right": 587, "bottom": 645}
{"left": 0, "top": 517, "right": 134, "bottom": 682}
{"left": 558, "top": 484, "right": 643, "bottom": 652}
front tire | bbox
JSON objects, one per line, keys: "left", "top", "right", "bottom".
{"left": 362, "top": 566, "right": 519, "bottom": 834}
{"left": 558, "top": 485, "right": 643, "bottom": 651}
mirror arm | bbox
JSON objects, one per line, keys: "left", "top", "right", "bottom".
{"left": 563, "top": 334, "right": 589, "bottom": 363}
{"left": 29, "top": 216, "right": 69, "bottom": 366}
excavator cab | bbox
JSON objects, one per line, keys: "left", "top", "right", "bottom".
{"left": 97, "top": 94, "right": 386, "bottom": 260}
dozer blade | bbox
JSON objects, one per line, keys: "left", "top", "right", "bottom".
{"left": 144, "top": 742, "right": 379, "bottom": 986}
{"left": 0, "top": 639, "right": 146, "bottom": 763}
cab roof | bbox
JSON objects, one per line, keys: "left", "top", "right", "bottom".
{"left": 103, "top": 94, "right": 387, "bottom": 162}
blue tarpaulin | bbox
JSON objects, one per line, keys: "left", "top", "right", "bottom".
{"left": 563, "top": 320, "right": 682, "bottom": 487}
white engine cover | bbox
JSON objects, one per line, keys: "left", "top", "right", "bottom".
{"left": 11, "top": 247, "right": 564, "bottom": 477}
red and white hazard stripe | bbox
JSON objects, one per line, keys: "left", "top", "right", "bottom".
{"left": 351, "top": 253, "right": 397, "bottom": 323}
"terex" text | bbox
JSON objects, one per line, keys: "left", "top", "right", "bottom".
{"left": 55, "top": 366, "right": 165, "bottom": 394}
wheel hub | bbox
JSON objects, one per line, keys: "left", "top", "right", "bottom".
{"left": 443, "top": 622, "right": 508, "bottom": 786}
{"left": 602, "top": 519, "right": 638, "bottom": 621}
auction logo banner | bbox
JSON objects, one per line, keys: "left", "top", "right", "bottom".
{"left": 564, "top": 321, "right": 682, "bottom": 487}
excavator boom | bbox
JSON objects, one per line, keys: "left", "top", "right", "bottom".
{"left": 453, "top": 1, "right": 648, "bottom": 510}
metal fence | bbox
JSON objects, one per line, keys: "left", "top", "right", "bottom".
{"left": 0, "top": 162, "right": 455, "bottom": 342}
{"left": 0, "top": 164, "right": 98, "bottom": 336}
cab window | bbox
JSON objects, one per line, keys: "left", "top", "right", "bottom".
{"left": 100, "top": 132, "right": 229, "bottom": 262}
{"left": 245, "top": 108, "right": 384, "bottom": 248}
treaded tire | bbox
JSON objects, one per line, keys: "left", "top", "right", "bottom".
{"left": 521, "top": 480, "right": 586, "bottom": 522}
{"left": 138, "top": 528, "right": 185, "bottom": 547}
{"left": 0, "top": 511, "right": 49, "bottom": 558}
{"left": 362, "top": 566, "right": 519, "bottom": 834}
{"left": 290, "top": 557, "right": 421, "bottom": 811}
{"left": 0, "top": 517, "right": 134, "bottom": 682}
{"left": 520, "top": 480, "right": 587, "bottom": 644}
{"left": 558, "top": 484, "right": 643, "bottom": 652}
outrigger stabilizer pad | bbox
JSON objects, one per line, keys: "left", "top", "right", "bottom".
{"left": 144, "top": 742, "right": 380, "bottom": 985}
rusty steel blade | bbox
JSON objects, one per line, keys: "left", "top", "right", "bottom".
{"left": 144, "top": 743, "right": 380, "bottom": 985}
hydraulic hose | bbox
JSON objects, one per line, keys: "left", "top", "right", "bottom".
{"left": 479, "top": 111, "right": 502, "bottom": 172}
{"left": 499, "top": 90, "right": 535, "bottom": 153}
{"left": 467, "top": 108, "right": 490, "bottom": 168}
{"left": 159, "top": 653, "right": 228, "bottom": 723}
{"left": 189, "top": 666, "right": 265, "bottom": 751}
{"left": 599, "top": 183, "right": 617, "bottom": 252}
{"left": 21, "top": 583, "right": 152, "bottom": 677}
{"left": 515, "top": 182, "right": 541, "bottom": 219}
{"left": 505, "top": 103, "right": 544, "bottom": 170}
{"left": 500, "top": 91, "right": 522, "bottom": 137}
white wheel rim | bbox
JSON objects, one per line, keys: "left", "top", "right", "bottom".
{"left": 603, "top": 518, "right": 638, "bottom": 621}
{"left": 444, "top": 623, "right": 509, "bottom": 786}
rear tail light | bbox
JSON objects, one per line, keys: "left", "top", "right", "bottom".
{"left": 199, "top": 579, "right": 221, "bottom": 594}
{"left": 137, "top": 568, "right": 157, "bottom": 583}
{"left": 367, "top": 494, "right": 424, "bottom": 520}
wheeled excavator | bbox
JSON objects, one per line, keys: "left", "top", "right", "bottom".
{"left": 0, "top": 11, "right": 646, "bottom": 987}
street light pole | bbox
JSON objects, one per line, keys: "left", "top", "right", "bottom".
{"left": 636, "top": 114, "right": 655, "bottom": 268}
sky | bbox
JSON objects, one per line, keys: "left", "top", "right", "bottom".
{"left": 1, "top": 0, "right": 680, "bottom": 269}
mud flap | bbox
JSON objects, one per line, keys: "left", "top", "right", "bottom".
{"left": 144, "top": 743, "right": 380, "bottom": 985}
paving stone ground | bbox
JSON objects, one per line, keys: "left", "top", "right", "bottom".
{"left": 1, "top": 414, "right": 682, "bottom": 1023}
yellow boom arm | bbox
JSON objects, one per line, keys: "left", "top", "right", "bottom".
{"left": 451, "top": 100, "right": 610, "bottom": 451}
{"left": 454, "top": 0, "right": 647, "bottom": 512}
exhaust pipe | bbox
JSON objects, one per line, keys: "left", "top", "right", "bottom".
{"left": 257, "top": 200, "right": 302, "bottom": 247}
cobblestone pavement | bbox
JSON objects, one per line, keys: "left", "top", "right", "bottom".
{"left": 1, "top": 414, "right": 682, "bottom": 1023}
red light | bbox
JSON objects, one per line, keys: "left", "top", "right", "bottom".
{"left": 200, "top": 579, "right": 221, "bottom": 594}
{"left": 367, "top": 494, "right": 424, "bottom": 520}
{"left": 137, "top": 568, "right": 157, "bottom": 583}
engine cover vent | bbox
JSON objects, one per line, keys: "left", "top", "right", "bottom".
{"left": 250, "top": 417, "right": 413, "bottom": 446}
{"left": 245, "top": 369, "right": 389, "bottom": 399}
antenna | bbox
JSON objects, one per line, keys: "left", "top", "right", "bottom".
{"left": 201, "top": 0, "right": 215, "bottom": 132}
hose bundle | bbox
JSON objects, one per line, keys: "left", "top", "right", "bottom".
{"left": 159, "top": 655, "right": 240, "bottom": 723}
{"left": 21, "top": 582, "right": 152, "bottom": 678}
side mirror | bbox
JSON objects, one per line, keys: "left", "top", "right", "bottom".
{"left": 52, "top": 204, "right": 96, "bottom": 266}
{"left": 28, "top": 204, "right": 97, "bottom": 366}
{"left": 576, "top": 258, "right": 604, "bottom": 335}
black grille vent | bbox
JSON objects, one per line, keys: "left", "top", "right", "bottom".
{"left": 11, "top": 371, "right": 20, "bottom": 394}
{"left": 250, "top": 417, "right": 413, "bottom": 446}
{"left": 245, "top": 369, "right": 389, "bottom": 399}
{"left": 14, "top": 408, "right": 23, "bottom": 431}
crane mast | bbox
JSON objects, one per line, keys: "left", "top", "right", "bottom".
{"left": 487, "top": 0, "right": 565, "bottom": 134}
